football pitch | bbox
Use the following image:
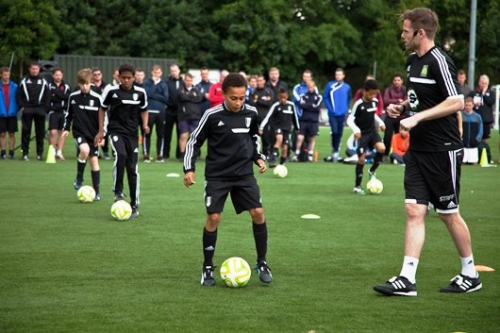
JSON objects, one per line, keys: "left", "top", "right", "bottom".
{"left": 1, "top": 128, "right": 499, "bottom": 333}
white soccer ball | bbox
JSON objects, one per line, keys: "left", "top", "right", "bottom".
{"left": 220, "top": 257, "right": 252, "bottom": 288}
{"left": 110, "top": 201, "right": 132, "bottom": 221}
{"left": 273, "top": 164, "right": 288, "bottom": 178}
{"left": 77, "top": 185, "right": 96, "bottom": 203}
{"left": 367, "top": 178, "right": 384, "bottom": 194}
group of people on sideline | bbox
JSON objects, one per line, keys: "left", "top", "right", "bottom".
{"left": 0, "top": 61, "right": 498, "bottom": 169}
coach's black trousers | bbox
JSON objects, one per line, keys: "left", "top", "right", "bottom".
{"left": 21, "top": 110, "right": 46, "bottom": 156}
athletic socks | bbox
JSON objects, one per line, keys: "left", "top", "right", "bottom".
{"left": 400, "top": 256, "right": 419, "bottom": 283}
{"left": 203, "top": 228, "right": 217, "bottom": 267}
{"left": 253, "top": 222, "right": 268, "bottom": 263}
{"left": 91, "top": 170, "right": 100, "bottom": 194}
{"left": 461, "top": 255, "right": 478, "bottom": 278}
{"left": 369, "top": 152, "right": 384, "bottom": 174}
{"left": 280, "top": 157, "right": 286, "bottom": 165}
{"left": 76, "top": 159, "right": 86, "bottom": 182}
{"left": 355, "top": 163, "right": 364, "bottom": 187}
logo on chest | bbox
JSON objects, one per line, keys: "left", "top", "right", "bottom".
{"left": 230, "top": 117, "right": 252, "bottom": 134}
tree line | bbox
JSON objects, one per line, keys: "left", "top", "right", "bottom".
{"left": 1, "top": 0, "right": 499, "bottom": 88}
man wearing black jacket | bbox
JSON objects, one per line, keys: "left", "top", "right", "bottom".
{"left": 163, "top": 63, "right": 184, "bottom": 161}
{"left": 16, "top": 62, "right": 51, "bottom": 161}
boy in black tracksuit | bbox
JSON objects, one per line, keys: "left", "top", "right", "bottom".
{"left": 259, "top": 88, "right": 299, "bottom": 167}
{"left": 183, "top": 73, "right": 272, "bottom": 287}
{"left": 177, "top": 73, "right": 203, "bottom": 158}
{"left": 249, "top": 75, "right": 274, "bottom": 157}
{"left": 95, "top": 64, "right": 149, "bottom": 218}
{"left": 346, "top": 79, "right": 386, "bottom": 194}
{"left": 16, "top": 62, "right": 51, "bottom": 160}
{"left": 62, "top": 69, "right": 103, "bottom": 199}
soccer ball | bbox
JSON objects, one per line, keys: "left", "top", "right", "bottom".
{"left": 110, "top": 201, "right": 132, "bottom": 221}
{"left": 273, "top": 164, "right": 288, "bottom": 178}
{"left": 77, "top": 185, "right": 96, "bottom": 202}
{"left": 220, "top": 257, "right": 252, "bottom": 288}
{"left": 367, "top": 178, "right": 384, "bottom": 194}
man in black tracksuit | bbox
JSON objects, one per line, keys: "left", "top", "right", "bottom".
{"left": 16, "top": 62, "right": 51, "bottom": 160}
{"left": 163, "top": 63, "right": 184, "bottom": 160}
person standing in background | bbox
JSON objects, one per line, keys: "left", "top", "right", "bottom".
{"left": 382, "top": 73, "right": 407, "bottom": 161}
{"left": 196, "top": 67, "right": 212, "bottom": 115}
{"left": 0, "top": 67, "right": 19, "bottom": 160}
{"left": 16, "top": 61, "right": 50, "bottom": 161}
{"left": 323, "top": 68, "right": 351, "bottom": 162}
{"left": 163, "top": 63, "right": 184, "bottom": 161}
{"left": 208, "top": 70, "right": 228, "bottom": 108}
{"left": 48, "top": 68, "right": 71, "bottom": 160}
{"left": 143, "top": 65, "right": 169, "bottom": 163}
{"left": 468, "top": 74, "right": 496, "bottom": 164}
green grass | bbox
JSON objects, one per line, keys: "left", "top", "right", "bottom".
{"left": 1, "top": 128, "right": 499, "bottom": 333}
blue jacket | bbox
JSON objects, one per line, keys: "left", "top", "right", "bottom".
{"left": 300, "top": 91, "right": 322, "bottom": 122}
{"left": 143, "top": 78, "right": 169, "bottom": 113}
{"left": 323, "top": 80, "right": 351, "bottom": 117}
{"left": 196, "top": 80, "right": 212, "bottom": 114}
{"left": 293, "top": 81, "right": 318, "bottom": 118}
{"left": 461, "top": 110, "right": 483, "bottom": 148}
{"left": 0, "top": 81, "right": 19, "bottom": 117}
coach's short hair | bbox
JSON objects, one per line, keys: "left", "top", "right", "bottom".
{"left": 222, "top": 73, "right": 248, "bottom": 93}
{"left": 118, "top": 63, "right": 135, "bottom": 75}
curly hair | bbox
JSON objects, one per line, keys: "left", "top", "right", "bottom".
{"left": 222, "top": 73, "right": 248, "bottom": 93}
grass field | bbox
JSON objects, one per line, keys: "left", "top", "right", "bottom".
{"left": 1, "top": 127, "right": 499, "bottom": 333}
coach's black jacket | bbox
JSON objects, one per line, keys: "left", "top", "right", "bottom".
{"left": 16, "top": 75, "right": 51, "bottom": 116}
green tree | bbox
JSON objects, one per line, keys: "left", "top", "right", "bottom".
{"left": 212, "top": 0, "right": 362, "bottom": 85}
{"left": 0, "top": 0, "right": 61, "bottom": 71}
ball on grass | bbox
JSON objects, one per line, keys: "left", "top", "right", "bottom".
{"left": 110, "top": 201, "right": 132, "bottom": 221}
{"left": 77, "top": 185, "right": 96, "bottom": 203}
{"left": 366, "top": 178, "right": 383, "bottom": 194}
{"left": 220, "top": 257, "right": 252, "bottom": 288}
{"left": 273, "top": 164, "right": 288, "bottom": 178}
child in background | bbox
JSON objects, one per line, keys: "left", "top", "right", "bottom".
{"left": 294, "top": 81, "right": 322, "bottom": 162}
{"left": 346, "top": 79, "right": 385, "bottom": 194}
{"left": 62, "top": 69, "right": 103, "bottom": 200}
{"left": 390, "top": 128, "right": 410, "bottom": 165}
{"left": 259, "top": 88, "right": 299, "bottom": 167}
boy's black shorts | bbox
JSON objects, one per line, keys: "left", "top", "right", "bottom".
{"left": 75, "top": 136, "right": 99, "bottom": 157}
{"left": 204, "top": 175, "right": 262, "bottom": 214}
{"left": 356, "top": 132, "right": 381, "bottom": 155}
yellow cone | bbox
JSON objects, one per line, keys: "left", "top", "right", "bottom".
{"left": 46, "top": 145, "right": 56, "bottom": 164}
{"left": 479, "top": 147, "right": 496, "bottom": 167}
